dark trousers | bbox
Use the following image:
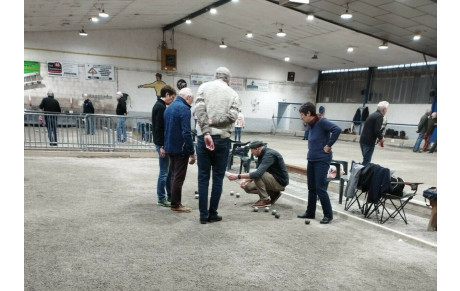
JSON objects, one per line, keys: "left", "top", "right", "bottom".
{"left": 45, "top": 116, "right": 58, "bottom": 145}
{"left": 305, "top": 160, "right": 333, "bottom": 219}
{"left": 169, "top": 154, "right": 190, "bottom": 207}
{"left": 197, "top": 135, "right": 230, "bottom": 219}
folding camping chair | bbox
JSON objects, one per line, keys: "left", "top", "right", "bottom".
{"left": 343, "top": 161, "right": 367, "bottom": 212}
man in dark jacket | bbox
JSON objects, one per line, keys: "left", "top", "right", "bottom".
{"left": 413, "top": 109, "right": 431, "bottom": 152}
{"left": 227, "top": 140, "right": 289, "bottom": 208}
{"left": 359, "top": 101, "right": 389, "bottom": 166}
{"left": 115, "top": 91, "right": 127, "bottom": 142}
{"left": 164, "top": 87, "right": 195, "bottom": 213}
{"left": 82, "top": 93, "right": 95, "bottom": 134}
{"left": 39, "top": 90, "right": 61, "bottom": 146}
{"left": 151, "top": 85, "right": 176, "bottom": 207}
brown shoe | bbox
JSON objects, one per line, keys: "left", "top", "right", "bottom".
{"left": 252, "top": 199, "right": 271, "bottom": 207}
{"left": 269, "top": 191, "right": 282, "bottom": 205}
{"left": 171, "top": 204, "right": 191, "bottom": 213}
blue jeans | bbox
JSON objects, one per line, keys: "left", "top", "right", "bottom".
{"left": 155, "top": 145, "right": 171, "bottom": 201}
{"left": 360, "top": 143, "right": 375, "bottom": 166}
{"left": 234, "top": 127, "right": 242, "bottom": 141}
{"left": 305, "top": 160, "right": 333, "bottom": 219}
{"left": 413, "top": 132, "right": 425, "bottom": 152}
{"left": 197, "top": 135, "right": 230, "bottom": 219}
{"left": 117, "top": 117, "right": 126, "bottom": 142}
{"left": 85, "top": 115, "right": 94, "bottom": 135}
{"left": 45, "top": 116, "right": 58, "bottom": 145}
{"left": 303, "top": 129, "right": 309, "bottom": 140}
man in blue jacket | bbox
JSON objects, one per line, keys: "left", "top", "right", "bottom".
{"left": 164, "top": 87, "right": 196, "bottom": 213}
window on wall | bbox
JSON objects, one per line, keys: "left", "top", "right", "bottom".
{"left": 318, "top": 63, "right": 437, "bottom": 104}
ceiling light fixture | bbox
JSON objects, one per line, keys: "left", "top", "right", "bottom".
{"left": 232, "top": 0, "right": 240, "bottom": 2}
{"left": 276, "top": 28, "right": 286, "bottom": 37}
{"left": 307, "top": 13, "right": 314, "bottom": 21}
{"left": 379, "top": 41, "right": 389, "bottom": 50}
{"left": 98, "top": 4, "right": 109, "bottom": 18}
{"left": 413, "top": 34, "right": 421, "bottom": 41}
{"left": 284, "top": 56, "right": 290, "bottom": 62}
{"left": 312, "top": 53, "right": 318, "bottom": 59}
{"left": 347, "top": 46, "right": 354, "bottom": 53}
{"left": 210, "top": 8, "right": 217, "bottom": 14}
{"left": 185, "top": 19, "right": 192, "bottom": 24}
{"left": 219, "top": 39, "right": 227, "bottom": 48}
{"left": 79, "top": 26, "right": 88, "bottom": 36}
{"left": 90, "top": 16, "right": 99, "bottom": 22}
{"left": 246, "top": 32, "right": 253, "bottom": 38}
{"left": 341, "top": 3, "right": 352, "bottom": 19}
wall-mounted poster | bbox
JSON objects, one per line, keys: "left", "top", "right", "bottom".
{"left": 246, "top": 79, "right": 269, "bottom": 92}
{"left": 24, "top": 61, "right": 40, "bottom": 75}
{"left": 230, "top": 78, "right": 244, "bottom": 91}
{"left": 85, "top": 64, "right": 114, "bottom": 81}
{"left": 47, "top": 61, "right": 79, "bottom": 78}
{"left": 190, "top": 74, "right": 214, "bottom": 86}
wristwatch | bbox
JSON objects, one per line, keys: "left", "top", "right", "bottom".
{"left": 238, "top": 174, "right": 241, "bottom": 179}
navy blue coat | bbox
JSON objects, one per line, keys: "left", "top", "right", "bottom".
{"left": 164, "top": 97, "right": 194, "bottom": 156}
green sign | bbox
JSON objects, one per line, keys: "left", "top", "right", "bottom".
{"left": 24, "top": 61, "right": 40, "bottom": 74}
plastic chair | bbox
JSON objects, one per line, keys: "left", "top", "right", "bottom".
{"left": 326, "top": 160, "right": 349, "bottom": 204}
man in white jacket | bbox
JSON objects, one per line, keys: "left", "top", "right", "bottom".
{"left": 195, "top": 67, "right": 241, "bottom": 224}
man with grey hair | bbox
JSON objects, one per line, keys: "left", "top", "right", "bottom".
{"left": 164, "top": 87, "right": 196, "bottom": 213}
{"left": 195, "top": 66, "right": 241, "bottom": 224}
{"left": 39, "top": 90, "right": 61, "bottom": 146}
{"left": 359, "top": 101, "right": 389, "bottom": 166}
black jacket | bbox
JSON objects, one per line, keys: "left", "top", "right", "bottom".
{"left": 116, "top": 99, "right": 127, "bottom": 115}
{"left": 83, "top": 99, "right": 95, "bottom": 114}
{"left": 249, "top": 147, "right": 289, "bottom": 187}
{"left": 151, "top": 99, "right": 167, "bottom": 146}
{"left": 39, "top": 96, "right": 61, "bottom": 113}
{"left": 359, "top": 110, "right": 384, "bottom": 146}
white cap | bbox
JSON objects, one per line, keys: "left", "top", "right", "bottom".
{"left": 116, "top": 91, "right": 123, "bottom": 96}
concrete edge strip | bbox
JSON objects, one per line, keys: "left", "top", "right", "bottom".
{"left": 281, "top": 191, "right": 437, "bottom": 250}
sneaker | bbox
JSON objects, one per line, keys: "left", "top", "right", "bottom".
{"left": 170, "top": 204, "right": 191, "bottom": 213}
{"left": 157, "top": 198, "right": 171, "bottom": 207}
{"left": 252, "top": 199, "right": 271, "bottom": 207}
{"left": 208, "top": 215, "right": 222, "bottom": 223}
{"left": 269, "top": 191, "right": 282, "bottom": 205}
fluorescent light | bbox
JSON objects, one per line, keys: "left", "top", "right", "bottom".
{"left": 210, "top": 8, "right": 217, "bottom": 14}
{"left": 379, "top": 42, "right": 389, "bottom": 50}
{"left": 284, "top": 56, "right": 290, "bottom": 62}
{"left": 246, "top": 32, "right": 253, "bottom": 38}
{"left": 185, "top": 19, "right": 192, "bottom": 24}
{"left": 347, "top": 47, "right": 354, "bottom": 53}
{"left": 219, "top": 40, "right": 227, "bottom": 48}
{"left": 99, "top": 10, "right": 109, "bottom": 18}
{"left": 276, "top": 29, "right": 286, "bottom": 37}
{"left": 413, "top": 34, "right": 421, "bottom": 41}
{"left": 79, "top": 27, "right": 88, "bottom": 36}
{"left": 307, "top": 14, "right": 314, "bottom": 21}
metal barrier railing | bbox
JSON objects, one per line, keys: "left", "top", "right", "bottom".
{"left": 24, "top": 111, "right": 155, "bottom": 151}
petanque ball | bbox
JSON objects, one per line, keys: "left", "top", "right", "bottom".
{"left": 264, "top": 207, "right": 270, "bottom": 212}
{"left": 271, "top": 210, "right": 277, "bottom": 215}
{"left": 194, "top": 194, "right": 199, "bottom": 199}
{"left": 253, "top": 207, "right": 258, "bottom": 212}
{"left": 305, "top": 219, "right": 310, "bottom": 225}
{"left": 275, "top": 213, "right": 280, "bottom": 219}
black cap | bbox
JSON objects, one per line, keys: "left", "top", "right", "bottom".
{"left": 248, "top": 140, "right": 264, "bottom": 149}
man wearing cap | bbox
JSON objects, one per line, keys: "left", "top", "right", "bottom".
{"left": 227, "top": 140, "right": 289, "bottom": 207}
{"left": 138, "top": 73, "right": 166, "bottom": 98}
{"left": 115, "top": 91, "right": 127, "bottom": 142}
{"left": 82, "top": 93, "right": 95, "bottom": 135}
{"left": 39, "top": 90, "right": 61, "bottom": 146}
{"left": 195, "top": 66, "right": 241, "bottom": 224}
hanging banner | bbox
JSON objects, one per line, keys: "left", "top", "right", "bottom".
{"left": 190, "top": 74, "right": 214, "bottom": 86}
{"left": 229, "top": 78, "right": 244, "bottom": 91}
{"left": 24, "top": 61, "right": 40, "bottom": 75}
{"left": 85, "top": 64, "right": 115, "bottom": 81}
{"left": 47, "top": 61, "right": 79, "bottom": 78}
{"left": 246, "top": 79, "right": 269, "bottom": 92}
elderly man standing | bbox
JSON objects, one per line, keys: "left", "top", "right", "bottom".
{"left": 164, "top": 87, "right": 196, "bottom": 213}
{"left": 359, "top": 101, "right": 389, "bottom": 166}
{"left": 195, "top": 67, "right": 241, "bottom": 224}
{"left": 115, "top": 91, "right": 127, "bottom": 142}
{"left": 227, "top": 140, "right": 289, "bottom": 207}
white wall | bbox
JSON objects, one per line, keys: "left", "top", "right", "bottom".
{"left": 24, "top": 28, "right": 318, "bottom": 133}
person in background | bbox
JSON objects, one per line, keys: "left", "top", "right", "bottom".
{"left": 195, "top": 67, "right": 240, "bottom": 224}
{"left": 234, "top": 110, "right": 245, "bottom": 141}
{"left": 164, "top": 87, "right": 196, "bottom": 213}
{"left": 82, "top": 93, "right": 95, "bottom": 135}
{"left": 359, "top": 101, "right": 389, "bottom": 166}
{"left": 413, "top": 109, "right": 431, "bottom": 152}
{"left": 227, "top": 140, "right": 289, "bottom": 207}
{"left": 39, "top": 90, "right": 61, "bottom": 146}
{"left": 297, "top": 102, "right": 341, "bottom": 224}
{"left": 423, "top": 112, "right": 437, "bottom": 152}
{"left": 152, "top": 85, "right": 176, "bottom": 207}
{"left": 115, "top": 91, "right": 127, "bottom": 142}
